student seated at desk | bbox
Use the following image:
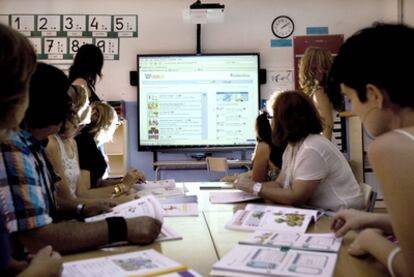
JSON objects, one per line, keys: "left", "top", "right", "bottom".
{"left": 329, "top": 23, "right": 414, "bottom": 277}
{"left": 235, "top": 90, "right": 364, "bottom": 212}
{"left": 0, "top": 63, "right": 161, "bottom": 255}
{"left": 46, "top": 87, "right": 133, "bottom": 205}
{"left": 221, "top": 110, "right": 285, "bottom": 183}
{"left": 0, "top": 23, "right": 63, "bottom": 277}
{"left": 75, "top": 102, "right": 145, "bottom": 199}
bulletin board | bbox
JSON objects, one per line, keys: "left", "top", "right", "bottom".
{"left": 0, "top": 14, "right": 138, "bottom": 60}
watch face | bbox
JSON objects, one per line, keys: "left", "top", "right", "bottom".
{"left": 271, "top": 15, "right": 294, "bottom": 39}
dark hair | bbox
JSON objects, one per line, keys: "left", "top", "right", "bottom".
{"left": 25, "top": 63, "right": 72, "bottom": 129}
{"left": 328, "top": 23, "right": 414, "bottom": 109}
{"left": 272, "top": 90, "right": 322, "bottom": 145}
{"left": 0, "top": 23, "right": 37, "bottom": 123}
{"left": 256, "top": 112, "right": 272, "bottom": 145}
{"left": 68, "top": 44, "right": 103, "bottom": 88}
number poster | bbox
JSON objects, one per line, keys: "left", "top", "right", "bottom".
{"left": 2, "top": 13, "right": 138, "bottom": 60}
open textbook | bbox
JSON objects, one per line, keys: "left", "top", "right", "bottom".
{"left": 133, "top": 179, "right": 176, "bottom": 190}
{"left": 209, "top": 191, "right": 261, "bottom": 204}
{"left": 240, "top": 231, "right": 342, "bottom": 253}
{"left": 85, "top": 195, "right": 164, "bottom": 223}
{"left": 63, "top": 249, "right": 202, "bottom": 277}
{"left": 85, "top": 196, "right": 181, "bottom": 242}
{"left": 245, "top": 204, "right": 323, "bottom": 222}
{"left": 225, "top": 205, "right": 321, "bottom": 233}
{"left": 210, "top": 244, "right": 338, "bottom": 277}
{"left": 160, "top": 195, "right": 199, "bottom": 217}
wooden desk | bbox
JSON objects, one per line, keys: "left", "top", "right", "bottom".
{"left": 153, "top": 160, "right": 251, "bottom": 180}
{"left": 63, "top": 184, "right": 389, "bottom": 276}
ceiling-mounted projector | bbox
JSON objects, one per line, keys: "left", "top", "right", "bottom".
{"left": 183, "top": 1, "right": 225, "bottom": 24}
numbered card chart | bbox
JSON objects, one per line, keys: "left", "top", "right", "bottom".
{"left": 10, "top": 14, "right": 35, "bottom": 36}
{"left": 88, "top": 15, "right": 111, "bottom": 37}
{"left": 63, "top": 15, "right": 87, "bottom": 36}
{"left": 113, "top": 15, "right": 138, "bottom": 37}
{"left": 0, "top": 15, "right": 8, "bottom": 25}
{"left": 94, "top": 38, "right": 119, "bottom": 60}
{"left": 36, "top": 15, "right": 61, "bottom": 36}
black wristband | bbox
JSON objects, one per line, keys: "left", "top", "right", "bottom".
{"left": 106, "top": 217, "right": 127, "bottom": 243}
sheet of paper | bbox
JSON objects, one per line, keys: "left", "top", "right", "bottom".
{"left": 133, "top": 179, "right": 176, "bottom": 190}
{"left": 63, "top": 249, "right": 186, "bottom": 277}
{"left": 212, "top": 244, "right": 338, "bottom": 277}
{"left": 162, "top": 203, "right": 199, "bottom": 217}
{"left": 225, "top": 209, "right": 312, "bottom": 233}
{"left": 136, "top": 187, "right": 186, "bottom": 198}
{"left": 85, "top": 195, "right": 164, "bottom": 223}
{"left": 209, "top": 191, "right": 261, "bottom": 204}
{"left": 240, "top": 231, "right": 342, "bottom": 253}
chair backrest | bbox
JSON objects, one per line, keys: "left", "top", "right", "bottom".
{"left": 361, "top": 183, "right": 377, "bottom": 212}
{"left": 206, "top": 157, "right": 229, "bottom": 180}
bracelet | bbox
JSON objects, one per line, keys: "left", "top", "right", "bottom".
{"left": 387, "top": 247, "right": 401, "bottom": 277}
{"left": 113, "top": 183, "right": 125, "bottom": 197}
{"left": 106, "top": 217, "right": 128, "bottom": 243}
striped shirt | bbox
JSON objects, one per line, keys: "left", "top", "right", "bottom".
{"left": 0, "top": 130, "right": 57, "bottom": 233}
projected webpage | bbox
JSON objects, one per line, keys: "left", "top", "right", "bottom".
{"left": 139, "top": 55, "right": 259, "bottom": 147}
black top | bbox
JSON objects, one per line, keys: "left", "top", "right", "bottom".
{"left": 268, "top": 143, "right": 286, "bottom": 169}
{"left": 75, "top": 129, "right": 107, "bottom": 188}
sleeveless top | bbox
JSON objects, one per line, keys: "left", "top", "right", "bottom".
{"left": 394, "top": 129, "right": 414, "bottom": 140}
{"left": 54, "top": 135, "right": 80, "bottom": 197}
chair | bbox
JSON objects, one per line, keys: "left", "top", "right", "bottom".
{"left": 206, "top": 157, "right": 229, "bottom": 181}
{"left": 361, "top": 183, "right": 377, "bottom": 212}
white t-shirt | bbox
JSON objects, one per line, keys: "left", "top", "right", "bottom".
{"left": 281, "top": 134, "right": 364, "bottom": 211}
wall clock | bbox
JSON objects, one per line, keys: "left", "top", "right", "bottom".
{"left": 271, "top": 15, "right": 294, "bottom": 39}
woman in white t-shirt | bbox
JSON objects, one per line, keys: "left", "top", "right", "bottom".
{"left": 235, "top": 90, "right": 364, "bottom": 212}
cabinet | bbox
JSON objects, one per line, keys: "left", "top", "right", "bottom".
{"left": 104, "top": 120, "right": 128, "bottom": 177}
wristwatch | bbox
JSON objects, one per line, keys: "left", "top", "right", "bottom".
{"left": 252, "top": 183, "right": 263, "bottom": 196}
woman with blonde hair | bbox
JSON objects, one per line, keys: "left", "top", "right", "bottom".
{"left": 299, "top": 46, "right": 340, "bottom": 140}
{"left": 75, "top": 102, "right": 144, "bottom": 198}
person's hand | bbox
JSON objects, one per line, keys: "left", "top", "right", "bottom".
{"left": 331, "top": 209, "right": 372, "bottom": 237}
{"left": 234, "top": 174, "right": 255, "bottom": 193}
{"left": 83, "top": 202, "right": 113, "bottom": 217}
{"left": 348, "top": 228, "right": 383, "bottom": 257}
{"left": 19, "top": 246, "right": 62, "bottom": 277}
{"left": 123, "top": 169, "right": 145, "bottom": 186}
{"left": 126, "top": 216, "right": 162, "bottom": 245}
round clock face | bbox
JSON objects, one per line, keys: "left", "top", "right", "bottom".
{"left": 271, "top": 15, "right": 294, "bottom": 39}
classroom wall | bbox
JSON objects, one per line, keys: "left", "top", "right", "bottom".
{"left": 0, "top": 0, "right": 401, "bottom": 181}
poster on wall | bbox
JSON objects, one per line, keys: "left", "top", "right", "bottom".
{"left": 267, "top": 67, "right": 294, "bottom": 94}
{"left": 2, "top": 13, "right": 138, "bottom": 61}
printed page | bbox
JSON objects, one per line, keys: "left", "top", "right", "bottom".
{"left": 160, "top": 195, "right": 198, "bottom": 204}
{"left": 212, "top": 244, "right": 337, "bottom": 277}
{"left": 85, "top": 195, "right": 164, "bottom": 223}
{"left": 209, "top": 191, "right": 261, "bottom": 204}
{"left": 225, "top": 209, "right": 312, "bottom": 233}
{"left": 245, "top": 204, "right": 322, "bottom": 222}
{"left": 136, "top": 187, "right": 186, "bottom": 198}
{"left": 240, "top": 231, "right": 342, "bottom": 253}
{"left": 63, "top": 249, "right": 186, "bottom": 277}
{"left": 162, "top": 202, "right": 199, "bottom": 217}
{"left": 133, "top": 179, "right": 176, "bottom": 190}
